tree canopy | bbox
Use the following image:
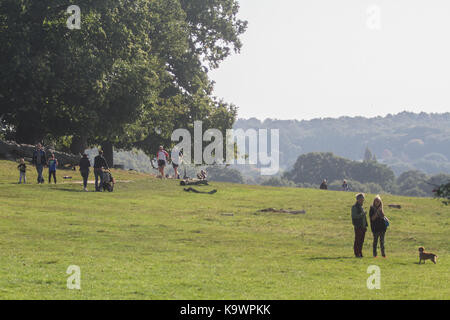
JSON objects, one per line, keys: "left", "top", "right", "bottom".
{"left": 0, "top": 0, "right": 247, "bottom": 164}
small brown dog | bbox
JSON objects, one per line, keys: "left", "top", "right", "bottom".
{"left": 418, "top": 247, "right": 438, "bottom": 264}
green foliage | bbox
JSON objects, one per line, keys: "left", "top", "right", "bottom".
{"left": 285, "top": 152, "right": 395, "bottom": 190}
{"left": 0, "top": 0, "right": 246, "bottom": 160}
{"left": 234, "top": 112, "right": 450, "bottom": 175}
{"left": 328, "top": 180, "right": 384, "bottom": 194}
{"left": 260, "top": 177, "right": 296, "bottom": 187}
{"left": 434, "top": 182, "right": 450, "bottom": 205}
{"left": 206, "top": 165, "right": 244, "bottom": 184}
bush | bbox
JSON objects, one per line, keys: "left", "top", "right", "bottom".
{"left": 261, "top": 177, "right": 296, "bottom": 187}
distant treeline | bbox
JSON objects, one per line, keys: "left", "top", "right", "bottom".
{"left": 234, "top": 111, "right": 450, "bottom": 175}
{"left": 260, "top": 152, "right": 450, "bottom": 198}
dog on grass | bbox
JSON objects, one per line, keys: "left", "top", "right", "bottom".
{"left": 418, "top": 247, "right": 438, "bottom": 264}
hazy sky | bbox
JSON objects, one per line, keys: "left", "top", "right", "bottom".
{"left": 209, "top": 0, "right": 450, "bottom": 120}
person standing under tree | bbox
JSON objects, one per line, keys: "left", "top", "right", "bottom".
{"left": 32, "top": 143, "right": 47, "bottom": 184}
{"left": 17, "top": 158, "right": 27, "bottom": 184}
{"left": 157, "top": 145, "right": 169, "bottom": 178}
{"left": 47, "top": 153, "right": 58, "bottom": 184}
{"left": 351, "top": 193, "right": 368, "bottom": 258}
{"left": 94, "top": 150, "right": 109, "bottom": 191}
{"left": 79, "top": 153, "right": 91, "bottom": 192}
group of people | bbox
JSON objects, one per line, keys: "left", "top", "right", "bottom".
{"left": 351, "top": 193, "right": 389, "bottom": 258}
{"left": 319, "top": 179, "right": 350, "bottom": 191}
{"left": 18, "top": 143, "right": 110, "bottom": 192}
{"left": 21, "top": 144, "right": 388, "bottom": 259}
{"left": 78, "top": 150, "right": 110, "bottom": 192}
{"left": 17, "top": 143, "right": 59, "bottom": 184}
{"left": 156, "top": 145, "right": 183, "bottom": 179}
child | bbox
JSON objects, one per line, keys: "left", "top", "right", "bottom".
{"left": 18, "top": 158, "right": 27, "bottom": 184}
{"left": 48, "top": 154, "right": 58, "bottom": 184}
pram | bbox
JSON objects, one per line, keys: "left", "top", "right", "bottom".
{"left": 102, "top": 169, "right": 115, "bottom": 192}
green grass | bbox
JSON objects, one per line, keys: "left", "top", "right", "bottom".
{"left": 0, "top": 159, "right": 448, "bottom": 299}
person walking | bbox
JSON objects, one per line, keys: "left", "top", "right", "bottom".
{"left": 47, "top": 154, "right": 58, "bottom": 184}
{"left": 157, "top": 145, "right": 169, "bottom": 178}
{"left": 94, "top": 150, "right": 109, "bottom": 191}
{"left": 351, "top": 193, "right": 368, "bottom": 258}
{"left": 32, "top": 143, "right": 47, "bottom": 184}
{"left": 171, "top": 149, "right": 183, "bottom": 179}
{"left": 17, "top": 158, "right": 27, "bottom": 184}
{"left": 79, "top": 153, "right": 91, "bottom": 191}
{"left": 369, "top": 195, "right": 388, "bottom": 258}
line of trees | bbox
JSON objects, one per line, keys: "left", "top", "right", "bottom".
{"left": 0, "top": 0, "right": 247, "bottom": 166}
{"left": 255, "top": 152, "right": 450, "bottom": 198}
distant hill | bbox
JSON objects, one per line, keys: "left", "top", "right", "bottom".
{"left": 233, "top": 111, "right": 450, "bottom": 175}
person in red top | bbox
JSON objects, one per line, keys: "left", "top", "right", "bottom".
{"left": 157, "top": 145, "right": 169, "bottom": 178}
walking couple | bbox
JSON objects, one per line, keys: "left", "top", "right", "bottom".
{"left": 351, "top": 193, "right": 389, "bottom": 258}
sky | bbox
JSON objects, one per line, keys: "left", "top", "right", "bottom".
{"left": 209, "top": 0, "right": 450, "bottom": 120}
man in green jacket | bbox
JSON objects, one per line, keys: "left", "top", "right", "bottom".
{"left": 351, "top": 193, "right": 368, "bottom": 258}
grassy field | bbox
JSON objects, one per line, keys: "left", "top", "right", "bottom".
{"left": 0, "top": 159, "right": 448, "bottom": 299}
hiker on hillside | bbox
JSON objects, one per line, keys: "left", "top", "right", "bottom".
{"left": 47, "top": 153, "right": 58, "bottom": 184}
{"left": 32, "top": 143, "right": 47, "bottom": 184}
{"left": 342, "top": 180, "right": 349, "bottom": 191}
{"left": 369, "top": 195, "right": 388, "bottom": 258}
{"left": 94, "top": 150, "right": 109, "bottom": 191}
{"left": 79, "top": 153, "right": 91, "bottom": 192}
{"left": 157, "top": 145, "right": 169, "bottom": 178}
{"left": 351, "top": 193, "right": 368, "bottom": 258}
{"left": 320, "top": 179, "right": 328, "bottom": 190}
{"left": 17, "top": 158, "right": 27, "bottom": 184}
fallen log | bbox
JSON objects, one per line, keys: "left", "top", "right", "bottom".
{"left": 0, "top": 140, "right": 81, "bottom": 167}
{"left": 183, "top": 187, "right": 217, "bottom": 194}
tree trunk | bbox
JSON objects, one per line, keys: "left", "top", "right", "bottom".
{"left": 70, "top": 136, "right": 87, "bottom": 155}
{"left": 101, "top": 141, "right": 114, "bottom": 168}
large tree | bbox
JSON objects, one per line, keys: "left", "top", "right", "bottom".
{"left": 0, "top": 0, "right": 247, "bottom": 165}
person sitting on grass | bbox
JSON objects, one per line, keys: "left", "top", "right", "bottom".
{"left": 17, "top": 158, "right": 27, "bottom": 184}
{"left": 47, "top": 153, "right": 58, "bottom": 184}
{"left": 342, "top": 179, "right": 349, "bottom": 191}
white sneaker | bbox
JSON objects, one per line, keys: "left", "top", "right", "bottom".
{"left": 84, "top": 188, "right": 88, "bottom": 192}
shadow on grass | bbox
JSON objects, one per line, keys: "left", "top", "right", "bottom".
{"left": 54, "top": 188, "right": 86, "bottom": 193}
{"left": 308, "top": 256, "right": 355, "bottom": 260}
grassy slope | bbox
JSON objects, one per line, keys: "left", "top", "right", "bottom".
{"left": 0, "top": 159, "right": 448, "bottom": 300}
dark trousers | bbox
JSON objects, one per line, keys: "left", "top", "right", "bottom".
{"left": 354, "top": 227, "right": 366, "bottom": 257}
{"left": 81, "top": 171, "right": 89, "bottom": 188}
{"left": 48, "top": 170, "right": 56, "bottom": 184}
{"left": 36, "top": 165, "right": 44, "bottom": 183}
{"left": 94, "top": 168, "right": 103, "bottom": 191}
{"left": 373, "top": 232, "right": 386, "bottom": 257}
